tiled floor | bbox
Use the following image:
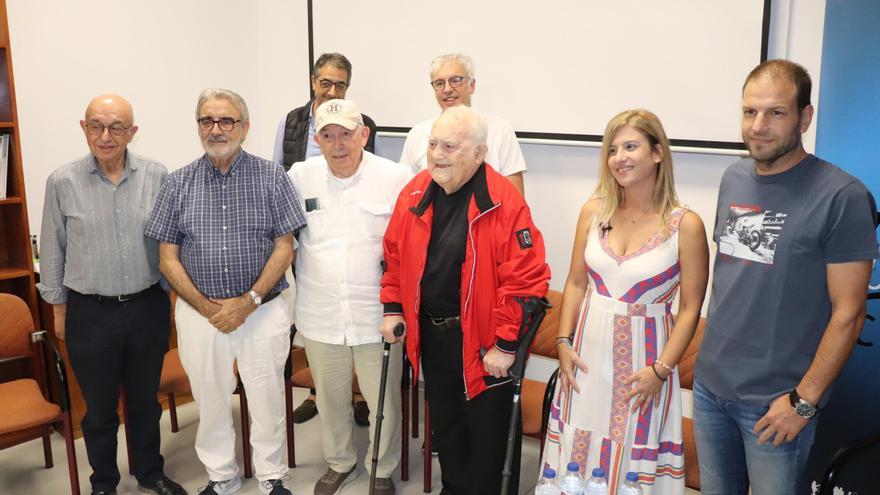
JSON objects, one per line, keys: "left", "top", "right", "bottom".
{"left": 0, "top": 387, "right": 699, "bottom": 494}
{"left": 1, "top": 387, "right": 536, "bottom": 494}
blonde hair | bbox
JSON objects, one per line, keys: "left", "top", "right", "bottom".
{"left": 594, "top": 109, "right": 678, "bottom": 229}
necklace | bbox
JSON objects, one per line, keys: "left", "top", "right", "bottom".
{"left": 620, "top": 208, "right": 652, "bottom": 224}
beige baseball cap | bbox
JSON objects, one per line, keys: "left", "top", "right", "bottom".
{"left": 314, "top": 99, "right": 364, "bottom": 132}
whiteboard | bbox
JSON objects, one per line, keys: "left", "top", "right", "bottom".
{"left": 313, "top": 0, "right": 768, "bottom": 147}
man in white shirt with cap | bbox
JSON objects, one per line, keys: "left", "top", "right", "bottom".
{"left": 287, "top": 99, "right": 411, "bottom": 495}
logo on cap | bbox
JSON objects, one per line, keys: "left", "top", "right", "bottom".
{"left": 326, "top": 102, "right": 342, "bottom": 114}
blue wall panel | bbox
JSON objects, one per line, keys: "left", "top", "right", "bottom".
{"left": 807, "top": 0, "right": 880, "bottom": 491}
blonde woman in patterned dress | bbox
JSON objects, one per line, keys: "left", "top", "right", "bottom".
{"left": 540, "top": 109, "right": 709, "bottom": 494}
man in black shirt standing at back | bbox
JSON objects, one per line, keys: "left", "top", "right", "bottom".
{"left": 272, "top": 52, "right": 377, "bottom": 169}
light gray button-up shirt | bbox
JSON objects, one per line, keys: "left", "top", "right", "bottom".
{"left": 37, "top": 152, "right": 167, "bottom": 304}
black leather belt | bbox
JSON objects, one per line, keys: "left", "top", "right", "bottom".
{"left": 426, "top": 315, "right": 461, "bottom": 332}
{"left": 80, "top": 283, "right": 159, "bottom": 303}
{"left": 261, "top": 291, "right": 281, "bottom": 305}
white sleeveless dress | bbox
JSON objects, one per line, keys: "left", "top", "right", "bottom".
{"left": 540, "top": 208, "right": 687, "bottom": 495}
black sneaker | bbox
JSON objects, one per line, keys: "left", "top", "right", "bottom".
{"left": 91, "top": 491, "right": 117, "bottom": 495}
{"left": 138, "top": 476, "right": 187, "bottom": 495}
{"left": 197, "top": 478, "right": 241, "bottom": 495}
{"left": 259, "top": 479, "right": 292, "bottom": 495}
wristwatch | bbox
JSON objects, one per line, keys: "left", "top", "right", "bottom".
{"left": 789, "top": 389, "right": 817, "bottom": 419}
{"left": 247, "top": 290, "right": 262, "bottom": 307}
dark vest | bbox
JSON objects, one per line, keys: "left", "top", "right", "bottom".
{"left": 281, "top": 99, "right": 379, "bottom": 171}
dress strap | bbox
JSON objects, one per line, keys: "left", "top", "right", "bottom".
{"left": 667, "top": 206, "right": 689, "bottom": 235}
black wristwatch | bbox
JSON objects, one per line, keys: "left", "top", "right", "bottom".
{"left": 788, "top": 389, "right": 817, "bottom": 419}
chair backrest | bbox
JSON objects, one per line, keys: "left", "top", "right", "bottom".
{"left": 0, "top": 293, "right": 35, "bottom": 360}
{"left": 530, "top": 289, "right": 564, "bottom": 359}
{"left": 678, "top": 317, "right": 706, "bottom": 390}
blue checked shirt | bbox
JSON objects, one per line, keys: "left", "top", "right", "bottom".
{"left": 145, "top": 150, "right": 306, "bottom": 299}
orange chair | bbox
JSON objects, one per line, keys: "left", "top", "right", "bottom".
{"left": 0, "top": 293, "right": 80, "bottom": 495}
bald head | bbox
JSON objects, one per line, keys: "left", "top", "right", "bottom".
{"left": 81, "top": 94, "right": 138, "bottom": 170}
{"left": 435, "top": 106, "right": 488, "bottom": 145}
{"left": 85, "top": 94, "right": 134, "bottom": 125}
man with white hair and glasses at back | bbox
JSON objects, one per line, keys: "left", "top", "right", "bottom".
{"left": 400, "top": 53, "right": 527, "bottom": 195}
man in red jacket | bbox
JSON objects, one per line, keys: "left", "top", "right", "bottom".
{"left": 380, "top": 106, "right": 550, "bottom": 494}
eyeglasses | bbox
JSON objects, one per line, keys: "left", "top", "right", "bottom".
{"left": 317, "top": 79, "right": 349, "bottom": 92}
{"left": 85, "top": 121, "right": 131, "bottom": 137}
{"left": 197, "top": 117, "right": 241, "bottom": 131}
{"left": 430, "top": 75, "right": 467, "bottom": 91}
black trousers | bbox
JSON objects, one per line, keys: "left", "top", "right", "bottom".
{"left": 420, "top": 314, "right": 521, "bottom": 495}
{"left": 66, "top": 284, "right": 170, "bottom": 491}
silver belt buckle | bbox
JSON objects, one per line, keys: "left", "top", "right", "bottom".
{"left": 117, "top": 294, "right": 131, "bottom": 302}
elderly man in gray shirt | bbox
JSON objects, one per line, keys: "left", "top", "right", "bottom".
{"left": 38, "top": 94, "right": 185, "bottom": 495}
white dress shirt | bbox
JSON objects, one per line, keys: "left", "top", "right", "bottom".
{"left": 288, "top": 151, "right": 412, "bottom": 345}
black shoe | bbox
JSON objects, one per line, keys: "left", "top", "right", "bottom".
{"left": 353, "top": 400, "right": 370, "bottom": 426}
{"left": 259, "top": 479, "right": 292, "bottom": 495}
{"left": 197, "top": 478, "right": 241, "bottom": 495}
{"left": 292, "top": 398, "right": 318, "bottom": 423}
{"left": 138, "top": 476, "right": 187, "bottom": 495}
{"left": 92, "top": 491, "right": 117, "bottom": 495}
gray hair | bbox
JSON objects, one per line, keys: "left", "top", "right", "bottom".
{"left": 438, "top": 106, "right": 487, "bottom": 145}
{"left": 429, "top": 53, "right": 475, "bottom": 81}
{"left": 196, "top": 88, "right": 250, "bottom": 123}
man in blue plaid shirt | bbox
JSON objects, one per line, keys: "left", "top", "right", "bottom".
{"left": 145, "top": 88, "right": 306, "bottom": 495}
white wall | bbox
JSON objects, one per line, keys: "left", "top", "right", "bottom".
{"left": 7, "top": 0, "right": 309, "bottom": 235}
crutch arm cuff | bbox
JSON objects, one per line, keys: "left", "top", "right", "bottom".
{"left": 495, "top": 337, "right": 518, "bottom": 353}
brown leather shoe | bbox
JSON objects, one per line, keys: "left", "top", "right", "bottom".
{"left": 314, "top": 466, "right": 358, "bottom": 495}
{"left": 373, "top": 477, "right": 396, "bottom": 495}
{"left": 292, "top": 398, "right": 318, "bottom": 424}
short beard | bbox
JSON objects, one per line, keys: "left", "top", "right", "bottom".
{"left": 748, "top": 134, "right": 800, "bottom": 168}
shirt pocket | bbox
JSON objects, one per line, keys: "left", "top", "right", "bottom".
{"left": 358, "top": 201, "right": 392, "bottom": 238}
{"left": 303, "top": 208, "right": 333, "bottom": 244}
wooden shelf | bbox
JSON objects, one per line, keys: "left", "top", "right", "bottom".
{"left": 0, "top": 0, "right": 39, "bottom": 335}
{"left": 0, "top": 0, "right": 45, "bottom": 452}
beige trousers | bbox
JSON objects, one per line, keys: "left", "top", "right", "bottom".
{"left": 302, "top": 336, "right": 402, "bottom": 477}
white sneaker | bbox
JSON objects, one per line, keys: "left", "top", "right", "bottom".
{"left": 197, "top": 477, "right": 241, "bottom": 495}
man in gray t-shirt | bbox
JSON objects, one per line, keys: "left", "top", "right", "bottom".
{"left": 694, "top": 60, "right": 877, "bottom": 495}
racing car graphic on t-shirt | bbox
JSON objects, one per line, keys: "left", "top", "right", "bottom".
{"left": 719, "top": 204, "right": 786, "bottom": 264}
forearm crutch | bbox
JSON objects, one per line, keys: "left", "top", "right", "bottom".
{"left": 500, "top": 296, "right": 550, "bottom": 495}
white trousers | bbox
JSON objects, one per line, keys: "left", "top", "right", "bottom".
{"left": 303, "top": 336, "right": 402, "bottom": 477}
{"left": 176, "top": 297, "right": 290, "bottom": 482}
